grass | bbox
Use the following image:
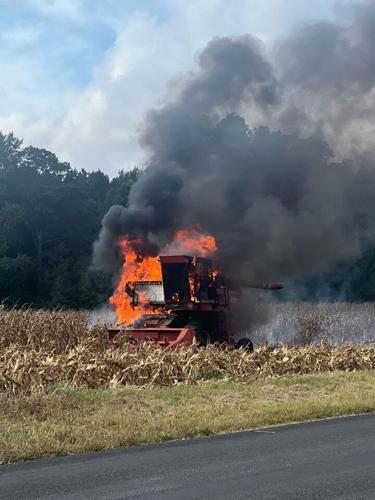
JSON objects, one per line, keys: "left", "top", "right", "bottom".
{"left": 2, "top": 305, "right": 375, "bottom": 463}
{"left": 1, "top": 369, "right": 375, "bottom": 464}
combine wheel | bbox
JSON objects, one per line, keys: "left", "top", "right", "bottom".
{"left": 236, "top": 337, "right": 254, "bottom": 352}
{"left": 185, "top": 322, "right": 211, "bottom": 347}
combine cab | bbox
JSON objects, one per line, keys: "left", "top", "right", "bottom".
{"left": 108, "top": 255, "right": 282, "bottom": 349}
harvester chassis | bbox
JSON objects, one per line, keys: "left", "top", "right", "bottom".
{"left": 108, "top": 254, "right": 281, "bottom": 350}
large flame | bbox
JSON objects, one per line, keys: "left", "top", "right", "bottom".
{"left": 164, "top": 226, "right": 217, "bottom": 257}
{"left": 109, "top": 239, "right": 162, "bottom": 325}
{"left": 110, "top": 227, "right": 217, "bottom": 325}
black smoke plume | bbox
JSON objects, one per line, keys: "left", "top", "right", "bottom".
{"left": 92, "top": 2, "right": 375, "bottom": 321}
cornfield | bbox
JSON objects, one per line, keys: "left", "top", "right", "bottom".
{"left": 1, "top": 304, "right": 375, "bottom": 394}
{"left": 250, "top": 302, "right": 375, "bottom": 345}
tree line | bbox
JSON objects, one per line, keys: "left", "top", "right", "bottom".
{"left": 0, "top": 131, "right": 374, "bottom": 309}
{"left": 0, "top": 132, "right": 139, "bottom": 308}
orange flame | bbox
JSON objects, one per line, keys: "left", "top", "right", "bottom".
{"left": 110, "top": 228, "right": 217, "bottom": 324}
{"left": 109, "top": 239, "right": 161, "bottom": 325}
{"left": 164, "top": 226, "right": 217, "bottom": 257}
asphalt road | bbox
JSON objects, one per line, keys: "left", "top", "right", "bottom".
{"left": 1, "top": 414, "right": 375, "bottom": 499}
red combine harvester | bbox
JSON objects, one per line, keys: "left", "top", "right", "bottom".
{"left": 108, "top": 255, "right": 283, "bottom": 350}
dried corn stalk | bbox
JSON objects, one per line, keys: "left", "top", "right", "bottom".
{"left": 1, "top": 306, "right": 375, "bottom": 394}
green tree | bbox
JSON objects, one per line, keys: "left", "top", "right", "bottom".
{"left": 0, "top": 132, "right": 139, "bottom": 308}
{"left": 105, "top": 168, "right": 141, "bottom": 208}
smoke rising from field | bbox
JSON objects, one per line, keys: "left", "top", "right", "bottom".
{"left": 272, "top": 1, "right": 375, "bottom": 164}
{"left": 92, "top": 1, "right": 375, "bottom": 322}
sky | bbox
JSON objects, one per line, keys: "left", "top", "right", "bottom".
{"left": 0, "top": 0, "right": 357, "bottom": 175}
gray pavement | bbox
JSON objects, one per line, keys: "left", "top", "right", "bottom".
{"left": 1, "top": 414, "right": 375, "bottom": 499}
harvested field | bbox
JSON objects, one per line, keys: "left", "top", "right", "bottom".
{"left": 251, "top": 301, "right": 375, "bottom": 345}
{"left": 1, "top": 304, "right": 375, "bottom": 394}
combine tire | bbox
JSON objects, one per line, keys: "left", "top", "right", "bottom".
{"left": 186, "top": 322, "right": 211, "bottom": 347}
{"left": 236, "top": 337, "right": 254, "bottom": 352}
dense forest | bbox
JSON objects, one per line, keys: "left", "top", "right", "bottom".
{"left": 1, "top": 131, "right": 374, "bottom": 309}
{"left": 0, "top": 132, "right": 139, "bottom": 308}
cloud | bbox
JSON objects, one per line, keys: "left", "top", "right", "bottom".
{"left": 2, "top": 26, "right": 41, "bottom": 44}
{"left": 23, "top": 0, "right": 84, "bottom": 20}
{"left": 0, "top": 0, "right": 349, "bottom": 174}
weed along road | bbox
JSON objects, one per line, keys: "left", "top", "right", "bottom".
{"left": 1, "top": 414, "right": 375, "bottom": 499}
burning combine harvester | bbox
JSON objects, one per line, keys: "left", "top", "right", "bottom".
{"left": 108, "top": 230, "right": 283, "bottom": 350}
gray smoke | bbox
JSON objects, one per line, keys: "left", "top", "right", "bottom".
{"left": 272, "top": 1, "right": 375, "bottom": 163}
{"left": 92, "top": 1, "right": 375, "bottom": 298}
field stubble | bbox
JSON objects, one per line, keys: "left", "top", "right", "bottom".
{"left": 251, "top": 302, "right": 375, "bottom": 345}
{"left": 1, "top": 303, "right": 375, "bottom": 394}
